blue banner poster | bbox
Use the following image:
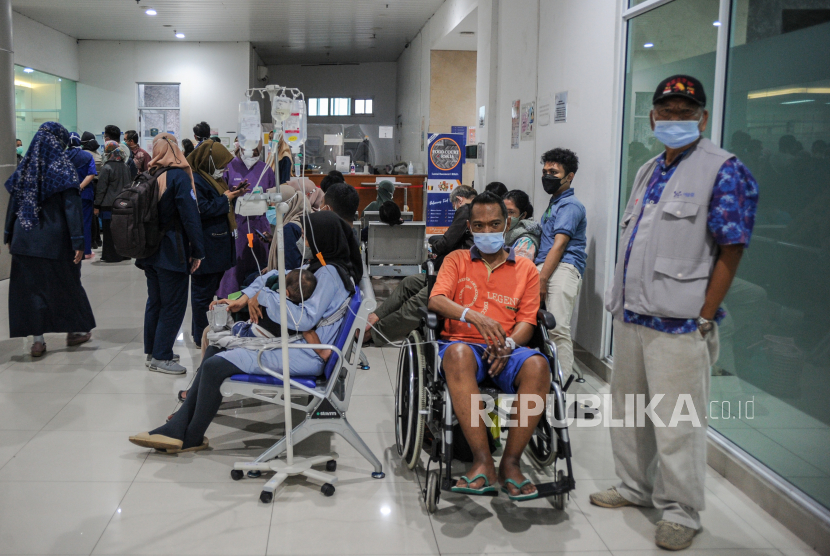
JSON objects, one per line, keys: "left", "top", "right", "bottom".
{"left": 426, "top": 133, "right": 465, "bottom": 233}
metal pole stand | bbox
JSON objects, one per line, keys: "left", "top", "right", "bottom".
{"left": 234, "top": 194, "right": 339, "bottom": 503}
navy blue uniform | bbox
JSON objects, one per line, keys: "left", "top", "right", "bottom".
{"left": 136, "top": 168, "right": 205, "bottom": 360}
{"left": 190, "top": 173, "right": 235, "bottom": 344}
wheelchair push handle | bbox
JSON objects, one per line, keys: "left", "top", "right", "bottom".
{"left": 537, "top": 309, "right": 556, "bottom": 330}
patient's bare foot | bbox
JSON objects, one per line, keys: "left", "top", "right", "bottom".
{"left": 455, "top": 458, "right": 497, "bottom": 490}
{"left": 362, "top": 313, "right": 380, "bottom": 345}
{"left": 498, "top": 457, "right": 537, "bottom": 497}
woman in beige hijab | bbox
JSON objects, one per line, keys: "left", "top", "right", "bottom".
{"left": 265, "top": 184, "right": 311, "bottom": 271}
{"left": 136, "top": 133, "right": 205, "bottom": 375}
{"left": 287, "top": 177, "right": 324, "bottom": 211}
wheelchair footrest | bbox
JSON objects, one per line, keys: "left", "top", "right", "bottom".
{"left": 535, "top": 479, "right": 573, "bottom": 498}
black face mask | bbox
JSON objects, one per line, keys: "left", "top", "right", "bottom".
{"left": 542, "top": 174, "right": 564, "bottom": 195}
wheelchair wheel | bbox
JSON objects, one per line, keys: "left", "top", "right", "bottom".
{"left": 395, "top": 330, "right": 426, "bottom": 470}
{"left": 425, "top": 469, "right": 440, "bottom": 514}
{"left": 526, "top": 412, "right": 557, "bottom": 467}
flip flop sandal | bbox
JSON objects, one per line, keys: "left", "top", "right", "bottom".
{"left": 128, "top": 433, "right": 183, "bottom": 452}
{"left": 501, "top": 478, "right": 540, "bottom": 501}
{"left": 450, "top": 474, "right": 498, "bottom": 496}
{"left": 164, "top": 437, "right": 209, "bottom": 455}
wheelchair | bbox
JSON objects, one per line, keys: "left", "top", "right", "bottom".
{"left": 394, "top": 265, "right": 577, "bottom": 513}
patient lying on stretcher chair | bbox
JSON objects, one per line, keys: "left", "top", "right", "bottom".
{"left": 230, "top": 269, "right": 332, "bottom": 362}
{"left": 129, "top": 210, "right": 360, "bottom": 454}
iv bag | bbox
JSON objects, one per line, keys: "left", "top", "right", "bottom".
{"left": 237, "top": 101, "right": 262, "bottom": 151}
{"left": 282, "top": 99, "right": 307, "bottom": 147}
{"left": 271, "top": 96, "right": 292, "bottom": 122}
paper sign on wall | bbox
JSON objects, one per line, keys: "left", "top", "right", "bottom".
{"left": 324, "top": 134, "right": 343, "bottom": 146}
{"left": 521, "top": 101, "right": 535, "bottom": 141}
{"left": 538, "top": 95, "right": 552, "bottom": 126}
{"left": 379, "top": 126, "right": 394, "bottom": 139}
{"left": 479, "top": 106, "right": 486, "bottom": 128}
{"left": 511, "top": 100, "right": 521, "bottom": 149}
{"left": 555, "top": 91, "right": 568, "bottom": 124}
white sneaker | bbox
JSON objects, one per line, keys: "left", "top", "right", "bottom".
{"left": 148, "top": 358, "right": 186, "bottom": 375}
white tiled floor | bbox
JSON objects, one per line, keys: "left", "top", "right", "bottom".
{"left": 0, "top": 258, "right": 822, "bottom": 555}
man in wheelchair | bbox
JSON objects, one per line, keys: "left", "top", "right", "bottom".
{"left": 427, "top": 192, "right": 551, "bottom": 501}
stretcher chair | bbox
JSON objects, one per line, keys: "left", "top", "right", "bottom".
{"left": 220, "top": 274, "right": 385, "bottom": 502}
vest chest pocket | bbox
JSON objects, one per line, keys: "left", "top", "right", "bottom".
{"left": 656, "top": 201, "right": 708, "bottom": 259}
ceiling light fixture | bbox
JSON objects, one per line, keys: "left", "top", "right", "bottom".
{"left": 713, "top": 21, "right": 721, "bottom": 26}
{"left": 175, "top": 30, "right": 185, "bottom": 39}
{"left": 781, "top": 99, "right": 815, "bottom": 105}
{"left": 644, "top": 43, "right": 654, "bottom": 48}
{"left": 145, "top": 8, "right": 157, "bottom": 15}
{"left": 23, "top": 67, "right": 34, "bottom": 73}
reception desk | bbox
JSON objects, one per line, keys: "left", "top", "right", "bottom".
{"left": 306, "top": 174, "right": 427, "bottom": 220}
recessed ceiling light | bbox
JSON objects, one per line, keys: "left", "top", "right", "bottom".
{"left": 23, "top": 67, "right": 34, "bottom": 73}
{"left": 643, "top": 43, "right": 654, "bottom": 48}
{"left": 781, "top": 99, "right": 814, "bottom": 105}
{"left": 175, "top": 31, "right": 185, "bottom": 39}
{"left": 145, "top": 8, "right": 157, "bottom": 16}
{"left": 713, "top": 21, "right": 721, "bottom": 26}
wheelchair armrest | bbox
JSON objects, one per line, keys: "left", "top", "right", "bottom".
{"left": 537, "top": 309, "right": 556, "bottom": 329}
{"left": 417, "top": 307, "right": 441, "bottom": 330}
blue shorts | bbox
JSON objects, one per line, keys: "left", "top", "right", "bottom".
{"left": 438, "top": 341, "right": 547, "bottom": 395}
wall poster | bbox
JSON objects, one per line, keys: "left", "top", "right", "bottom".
{"left": 426, "top": 133, "right": 465, "bottom": 234}
{"left": 521, "top": 101, "right": 536, "bottom": 141}
{"left": 511, "top": 100, "right": 521, "bottom": 149}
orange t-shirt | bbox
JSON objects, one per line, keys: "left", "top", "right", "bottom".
{"left": 429, "top": 247, "right": 540, "bottom": 343}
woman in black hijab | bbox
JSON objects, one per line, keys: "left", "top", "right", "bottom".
{"left": 303, "top": 210, "right": 363, "bottom": 293}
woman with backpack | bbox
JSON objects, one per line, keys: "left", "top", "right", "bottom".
{"left": 136, "top": 133, "right": 204, "bottom": 375}
{"left": 3, "top": 122, "right": 96, "bottom": 357}
{"left": 186, "top": 139, "right": 245, "bottom": 348}
{"left": 95, "top": 141, "right": 132, "bottom": 263}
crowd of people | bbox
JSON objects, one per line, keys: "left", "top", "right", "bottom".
{"left": 3, "top": 72, "right": 763, "bottom": 551}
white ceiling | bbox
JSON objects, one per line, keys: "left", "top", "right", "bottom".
{"left": 432, "top": 7, "right": 476, "bottom": 51}
{"left": 12, "top": 0, "right": 446, "bottom": 65}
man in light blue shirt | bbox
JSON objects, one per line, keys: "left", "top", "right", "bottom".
{"left": 534, "top": 148, "right": 587, "bottom": 377}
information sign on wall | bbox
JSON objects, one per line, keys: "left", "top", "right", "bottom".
{"left": 426, "top": 133, "right": 465, "bottom": 234}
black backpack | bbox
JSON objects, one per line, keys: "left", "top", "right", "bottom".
{"left": 110, "top": 167, "right": 171, "bottom": 259}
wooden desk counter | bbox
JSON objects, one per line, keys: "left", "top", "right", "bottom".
{"left": 306, "top": 174, "right": 427, "bottom": 220}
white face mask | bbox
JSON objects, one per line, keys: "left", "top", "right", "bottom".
{"left": 241, "top": 149, "right": 259, "bottom": 169}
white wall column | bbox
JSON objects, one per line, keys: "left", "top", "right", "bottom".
{"left": 0, "top": 0, "right": 15, "bottom": 279}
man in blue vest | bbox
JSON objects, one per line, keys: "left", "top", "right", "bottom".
{"left": 592, "top": 75, "right": 759, "bottom": 551}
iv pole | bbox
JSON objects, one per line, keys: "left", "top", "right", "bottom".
{"left": 232, "top": 85, "right": 338, "bottom": 502}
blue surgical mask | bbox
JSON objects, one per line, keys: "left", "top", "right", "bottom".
{"left": 266, "top": 207, "right": 277, "bottom": 226}
{"left": 16, "top": 146, "right": 23, "bottom": 156}
{"left": 653, "top": 119, "right": 701, "bottom": 149}
{"left": 473, "top": 226, "right": 507, "bottom": 254}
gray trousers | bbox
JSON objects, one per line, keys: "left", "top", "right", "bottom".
{"left": 371, "top": 274, "right": 428, "bottom": 347}
{"left": 610, "top": 319, "right": 719, "bottom": 530}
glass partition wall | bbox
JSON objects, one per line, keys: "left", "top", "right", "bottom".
{"left": 619, "top": 0, "right": 830, "bottom": 511}
{"left": 14, "top": 65, "right": 77, "bottom": 149}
